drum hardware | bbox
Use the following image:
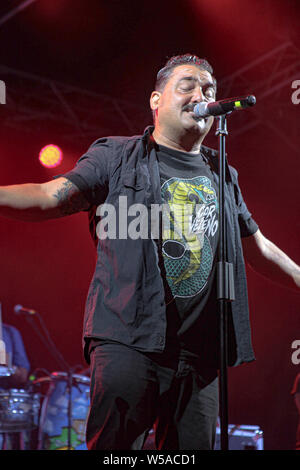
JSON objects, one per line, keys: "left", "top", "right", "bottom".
{"left": 0, "top": 301, "right": 90, "bottom": 449}
{"left": 17, "top": 306, "right": 79, "bottom": 450}
{"left": 0, "top": 365, "right": 16, "bottom": 377}
{"left": 0, "top": 388, "right": 40, "bottom": 433}
{"left": 35, "top": 371, "right": 90, "bottom": 450}
{"left": 0, "top": 301, "right": 41, "bottom": 446}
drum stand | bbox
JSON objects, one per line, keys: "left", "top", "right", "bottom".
{"left": 66, "top": 367, "right": 78, "bottom": 451}
{"left": 24, "top": 312, "right": 76, "bottom": 450}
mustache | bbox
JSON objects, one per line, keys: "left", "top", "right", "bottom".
{"left": 182, "top": 103, "right": 196, "bottom": 112}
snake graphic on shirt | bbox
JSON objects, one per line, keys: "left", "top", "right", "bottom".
{"left": 161, "top": 176, "right": 218, "bottom": 299}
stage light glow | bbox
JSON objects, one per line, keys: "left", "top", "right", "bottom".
{"left": 39, "top": 144, "right": 63, "bottom": 168}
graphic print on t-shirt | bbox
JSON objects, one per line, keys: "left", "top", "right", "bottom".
{"left": 161, "top": 176, "right": 218, "bottom": 299}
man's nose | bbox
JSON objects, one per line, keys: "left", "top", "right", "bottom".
{"left": 191, "top": 86, "right": 207, "bottom": 103}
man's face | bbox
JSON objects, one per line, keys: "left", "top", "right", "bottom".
{"left": 151, "top": 64, "right": 216, "bottom": 139}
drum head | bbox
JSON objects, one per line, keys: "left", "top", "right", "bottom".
{"left": 50, "top": 371, "right": 90, "bottom": 385}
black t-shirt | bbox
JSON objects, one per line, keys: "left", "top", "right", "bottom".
{"left": 154, "top": 143, "right": 258, "bottom": 364}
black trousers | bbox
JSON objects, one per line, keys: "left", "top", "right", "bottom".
{"left": 86, "top": 343, "right": 219, "bottom": 450}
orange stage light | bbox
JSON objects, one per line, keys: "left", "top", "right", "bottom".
{"left": 39, "top": 144, "right": 62, "bottom": 168}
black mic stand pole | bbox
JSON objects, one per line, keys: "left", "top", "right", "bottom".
{"left": 215, "top": 113, "right": 235, "bottom": 451}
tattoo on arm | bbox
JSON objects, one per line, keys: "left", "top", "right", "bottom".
{"left": 52, "top": 180, "right": 90, "bottom": 216}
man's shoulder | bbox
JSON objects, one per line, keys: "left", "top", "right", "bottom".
{"left": 3, "top": 324, "right": 16, "bottom": 333}
{"left": 81, "top": 132, "right": 148, "bottom": 173}
{"left": 88, "top": 126, "right": 152, "bottom": 153}
{"left": 3, "top": 324, "right": 20, "bottom": 339}
{"left": 89, "top": 133, "right": 144, "bottom": 151}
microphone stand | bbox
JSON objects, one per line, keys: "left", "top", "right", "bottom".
{"left": 215, "top": 113, "right": 235, "bottom": 451}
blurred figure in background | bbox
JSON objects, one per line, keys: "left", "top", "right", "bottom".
{"left": 0, "top": 323, "right": 31, "bottom": 450}
{"left": 0, "top": 323, "right": 30, "bottom": 388}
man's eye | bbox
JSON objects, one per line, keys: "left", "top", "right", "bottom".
{"left": 179, "top": 85, "right": 194, "bottom": 92}
{"left": 205, "top": 89, "right": 215, "bottom": 99}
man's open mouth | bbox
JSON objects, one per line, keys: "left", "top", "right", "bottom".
{"left": 183, "top": 105, "right": 206, "bottom": 120}
{"left": 184, "top": 108, "right": 208, "bottom": 123}
{"left": 183, "top": 104, "right": 195, "bottom": 113}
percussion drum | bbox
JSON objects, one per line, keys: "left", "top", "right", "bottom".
{"left": 0, "top": 388, "right": 40, "bottom": 433}
{"left": 37, "top": 372, "right": 90, "bottom": 450}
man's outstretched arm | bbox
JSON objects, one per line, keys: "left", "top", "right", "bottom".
{"left": 0, "top": 177, "right": 90, "bottom": 222}
{"left": 242, "top": 228, "right": 300, "bottom": 291}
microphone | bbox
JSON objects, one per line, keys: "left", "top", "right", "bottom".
{"left": 193, "top": 95, "right": 256, "bottom": 118}
{"left": 14, "top": 304, "right": 37, "bottom": 316}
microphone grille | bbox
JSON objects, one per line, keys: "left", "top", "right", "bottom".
{"left": 14, "top": 304, "right": 23, "bottom": 314}
{"left": 247, "top": 95, "right": 256, "bottom": 106}
{"left": 193, "top": 102, "right": 208, "bottom": 118}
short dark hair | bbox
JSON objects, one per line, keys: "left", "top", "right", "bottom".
{"left": 154, "top": 53, "right": 216, "bottom": 92}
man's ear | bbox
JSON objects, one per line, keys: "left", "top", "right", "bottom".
{"left": 150, "top": 91, "right": 161, "bottom": 112}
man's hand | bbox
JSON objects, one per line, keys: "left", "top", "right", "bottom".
{"left": 242, "top": 229, "right": 300, "bottom": 292}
